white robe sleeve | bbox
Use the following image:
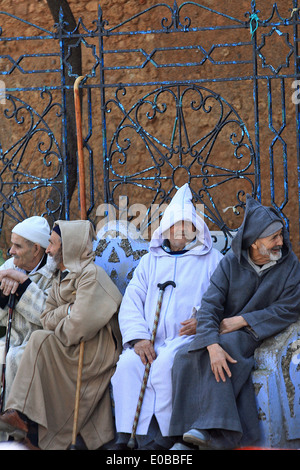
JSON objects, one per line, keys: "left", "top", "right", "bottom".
{"left": 118, "top": 254, "right": 152, "bottom": 348}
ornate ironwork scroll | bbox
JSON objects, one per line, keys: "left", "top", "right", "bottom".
{"left": 105, "top": 84, "right": 255, "bottom": 244}
{"left": 0, "top": 91, "right": 64, "bottom": 233}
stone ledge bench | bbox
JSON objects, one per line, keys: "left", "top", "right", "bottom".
{"left": 94, "top": 221, "right": 300, "bottom": 449}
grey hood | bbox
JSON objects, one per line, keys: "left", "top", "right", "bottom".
{"left": 231, "top": 194, "right": 290, "bottom": 263}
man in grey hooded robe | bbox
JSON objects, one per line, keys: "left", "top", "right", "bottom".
{"left": 169, "top": 195, "right": 300, "bottom": 449}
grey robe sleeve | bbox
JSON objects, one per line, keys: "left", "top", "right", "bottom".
{"left": 189, "top": 262, "right": 229, "bottom": 351}
{"left": 241, "top": 282, "right": 300, "bottom": 340}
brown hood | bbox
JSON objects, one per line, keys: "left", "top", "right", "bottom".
{"left": 54, "top": 220, "right": 96, "bottom": 273}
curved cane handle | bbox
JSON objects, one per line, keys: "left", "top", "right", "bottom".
{"left": 157, "top": 280, "right": 176, "bottom": 291}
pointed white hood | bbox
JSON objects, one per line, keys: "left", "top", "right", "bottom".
{"left": 149, "top": 183, "right": 213, "bottom": 256}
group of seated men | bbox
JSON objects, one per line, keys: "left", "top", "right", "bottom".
{"left": 0, "top": 183, "right": 299, "bottom": 450}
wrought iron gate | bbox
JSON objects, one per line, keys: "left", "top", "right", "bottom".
{"left": 0, "top": 1, "right": 300, "bottom": 255}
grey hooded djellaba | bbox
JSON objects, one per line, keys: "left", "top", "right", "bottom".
{"left": 169, "top": 195, "right": 300, "bottom": 448}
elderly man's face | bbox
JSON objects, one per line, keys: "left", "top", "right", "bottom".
{"left": 46, "top": 231, "right": 63, "bottom": 270}
{"left": 168, "top": 221, "right": 196, "bottom": 251}
{"left": 253, "top": 228, "right": 283, "bottom": 263}
{"left": 9, "top": 233, "right": 41, "bottom": 271}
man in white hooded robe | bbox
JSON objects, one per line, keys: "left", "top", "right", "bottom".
{"left": 110, "top": 184, "right": 223, "bottom": 449}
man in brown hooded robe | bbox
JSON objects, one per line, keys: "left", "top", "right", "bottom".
{"left": 0, "top": 220, "right": 122, "bottom": 450}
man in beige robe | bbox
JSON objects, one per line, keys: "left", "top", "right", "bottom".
{"left": 0, "top": 220, "right": 122, "bottom": 450}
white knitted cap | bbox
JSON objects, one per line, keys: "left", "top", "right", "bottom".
{"left": 12, "top": 216, "right": 50, "bottom": 249}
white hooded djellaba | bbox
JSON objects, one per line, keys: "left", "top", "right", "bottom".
{"left": 111, "top": 184, "right": 223, "bottom": 438}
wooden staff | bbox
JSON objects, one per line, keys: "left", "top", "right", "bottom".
{"left": 127, "top": 280, "right": 176, "bottom": 449}
{"left": 74, "top": 75, "right": 87, "bottom": 220}
{"left": 70, "top": 75, "right": 86, "bottom": 450}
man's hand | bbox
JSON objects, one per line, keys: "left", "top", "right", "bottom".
{"left": 207, "top": 343, "right": 237, "bottom": 383}
{"left": 219, "top": 316, "right": 248, "bottom": 335}
{"left": 0, "top": 269, "right": 28, "bottom": 296}
{"left": 134, "top": 339, "right": 156, "bottom": 365}
{"left": 179, "top": 318, "right": 197, "bottom": 336}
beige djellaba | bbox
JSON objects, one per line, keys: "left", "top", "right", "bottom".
{"left": 5, "top": 220, "right": 122, "bottom": 450}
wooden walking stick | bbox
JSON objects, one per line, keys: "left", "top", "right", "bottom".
{"left": 74, "top": 75, "right": 87, "bottom": 220}
{"left": 0, "top": 293, "right": 16, "bottom": 413}
{"left": 127, "top": 280, "right": 176, "bottom": 449}
{"left": 69, "top": 75, "right": 87, "bottom": 450}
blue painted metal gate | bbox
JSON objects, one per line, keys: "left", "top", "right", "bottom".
{"left": 0, "top": 1, "right": 299, "bottom": 254}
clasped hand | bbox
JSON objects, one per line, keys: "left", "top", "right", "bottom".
{"left": 134, "top": 339, "right": 156, "bottom": 365}
{"left": 0, "top": 269, "right": 28, "bottom": 296}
